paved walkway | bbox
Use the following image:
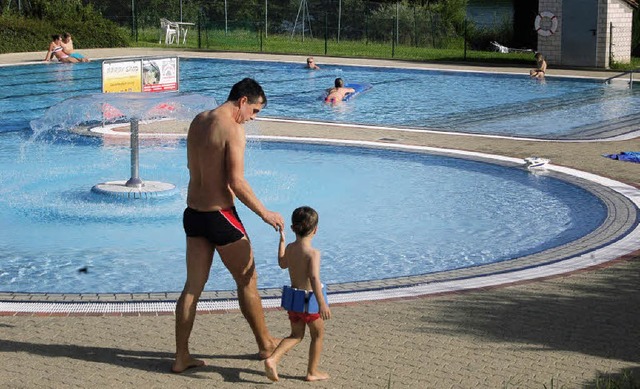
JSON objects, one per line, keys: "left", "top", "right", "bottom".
{"left": 1, "top": 49, "right": 639, "bottom": 388}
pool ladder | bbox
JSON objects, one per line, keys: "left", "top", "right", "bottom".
{"left": 604, "top": 68, "right": 640, "bottom": 89}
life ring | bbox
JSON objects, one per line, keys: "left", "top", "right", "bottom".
{"left": 534, "top": 11, "right": 558, "bottom": 37}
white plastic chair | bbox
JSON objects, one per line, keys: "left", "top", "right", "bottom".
{"left": 160, "top": 18, "right": 177, "bottom": 45}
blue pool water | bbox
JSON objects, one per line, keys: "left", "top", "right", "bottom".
{"left": 0, "top": 130, "right": 606, "bottom": 293}
{"left": 0, "top": 59, "right": 610, "bottom": 293}
{"left": 1, "top": 58, "right": 638, "bottom": 138}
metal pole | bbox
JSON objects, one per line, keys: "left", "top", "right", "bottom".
{"left": 396, "top": 1, "right": 399, "bottom": 46}
{"left": 464, "top": 18, "right": 467, "bottom": 60}
{"left": 325, "top": 11, "right": 328, "bottom": 55}
{"left": 125, "top": 119, "right": 143, "bottom": 188}
{"left": 225, "top": 0, "right": 228, "bottom": 35}
{"left": 180, "top": 0, "right": 183, "bottom": 22}
{"left": 265, "top": 0, "right": 268, "bottom": 38}
{"left": 609, "top": 22, "right": 613, "bottom": 68}
{"left": 338, "top": 0, "right": 341, "bottom": 42}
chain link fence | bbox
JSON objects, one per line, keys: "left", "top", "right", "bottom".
{"left": 78, "top": 0, "right": 530, "bottom": 59}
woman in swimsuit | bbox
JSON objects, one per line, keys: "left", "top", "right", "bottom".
{"left": 44, "top": 34, "right": 79, "bottom": 63}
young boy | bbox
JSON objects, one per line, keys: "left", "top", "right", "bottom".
{"left": 265, "top": 206, "right": 331, "bottom": 382}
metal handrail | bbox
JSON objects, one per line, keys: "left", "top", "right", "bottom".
{"left": 604, "top": 68, "right": 640, "bottom": 88}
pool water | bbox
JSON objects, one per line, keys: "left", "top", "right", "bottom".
{"left": 0, "top": 130, "right": 607, "bottom": 294}
{"left": 1, "top": 58, "right": 638, "bottom": 138}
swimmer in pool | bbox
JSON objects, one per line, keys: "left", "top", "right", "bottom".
{"left": 324, "top": 78, "right": 355, "bottom": 104}
{"left": 530, "top": 52, "right": 547, "bottom": 79}
{"left": 306, "top": 57, "right": 320, "bottom": 70}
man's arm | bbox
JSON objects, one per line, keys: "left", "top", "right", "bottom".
{"left": 226, "top": 124, "right": 284, "bottom": 230}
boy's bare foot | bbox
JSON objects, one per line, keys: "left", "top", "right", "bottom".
{"left": 258, "top": 337, "right": 282, "bottom": 360}
{"left": 306, "top": 371, "right": 330, "bottom": 382}
{"left": 264, "top": 358, "right": 279, "bottom": 382}
{"left": 171, "top": 357, "right": 206, "bottom": 374}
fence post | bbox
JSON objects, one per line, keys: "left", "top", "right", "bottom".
{"left": 260, "top": 23, "right": 264, "bottom": 52}
{"left": 395, "top": 1, "right": 399, "bottom": 46}
{"left": 392, "top": 24, "right": 395, "bottom": 58}
{"left": 325, "top": 11, "right": 328, "bottom": 55}
{"left": 609, "top": 22, "right": 614, "bottom": 67}
{"left": 413, "top": 5, "right": 417, "bottom": 47}
{"left": 464, "top": 18, "right": 467, "bottom": 60}
{"left": 197, "top": 9, "right": 202, "bottom": 49}
{"left": 365, "top": 11, "right": 368, "bottom": 45}
{"left": 130, "top": 0, "right": 135, "bottom": 39}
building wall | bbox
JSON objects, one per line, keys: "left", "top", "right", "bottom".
{"left": 536, "top": 0, "right": 634, "bottom": 68}
{"left": 536, "top": 0, "right": 562, "bottom": 65}
{"left": 598, "top": 0, "right": 634, "bottom": 67}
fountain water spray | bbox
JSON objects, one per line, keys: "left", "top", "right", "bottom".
{"left": 30, "top": 92, "right": 217, "bottom": 199}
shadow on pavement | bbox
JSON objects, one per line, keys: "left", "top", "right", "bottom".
{"left": 0, "top": 340, "right": 269, "bottom": 383}
{"left": 424, "top": 257, "right": 640, "bottom": 364}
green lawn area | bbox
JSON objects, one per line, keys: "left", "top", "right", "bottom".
{"left": 130, "top": 27, "right": 537, "bottom": 66}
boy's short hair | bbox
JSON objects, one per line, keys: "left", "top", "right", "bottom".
{"left": 334, "top": 78, "right": 344, "bottom": 88}
{"left": 291, "top": 206, "right": 319, "bottom": 237}
{"left": 227, "top": 78, "right": 268, "bottom": 107}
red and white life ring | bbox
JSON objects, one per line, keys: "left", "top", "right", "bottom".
{"left": 534, "top": 11, "right": 558, "bottom": 37}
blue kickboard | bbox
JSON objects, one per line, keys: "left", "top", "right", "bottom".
{"left": 281, "top": 285, "right": 329, "bottom": 313}
{"left": 343, "top": 82, "right": 372, "bottom": 101}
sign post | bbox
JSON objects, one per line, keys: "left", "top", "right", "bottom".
{"left": 101, "top": 57, "right": 179, "bottom": 188}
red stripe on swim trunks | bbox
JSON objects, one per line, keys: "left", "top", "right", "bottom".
{"left": 220, "top": 209, "right": 247, "bottom": 235}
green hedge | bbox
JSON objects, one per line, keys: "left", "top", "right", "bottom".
{"left": 0, "top": 14, "right": 130, "bottom": 54}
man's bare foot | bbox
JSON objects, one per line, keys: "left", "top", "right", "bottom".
{"left": 171, "top": 357, "right": 206, "bottom": 374}
{"left": 258, "top": 337, "right": 282, "bottom": 360}
{"left": 264, "top": 358, "right": 279, "bottom": 382}
{"left": 306, "top": 371, "right": 330, "bottom": 381}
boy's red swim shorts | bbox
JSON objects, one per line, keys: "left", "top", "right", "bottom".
{"left": 288, "top": 310, "right": 320, "bottom": 324}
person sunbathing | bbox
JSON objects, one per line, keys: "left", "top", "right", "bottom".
{"left": 44, "top": 34, "right": 79, "bottom": 63}
{"left": 61, "top": 32, "right": 90, "bottom": 62}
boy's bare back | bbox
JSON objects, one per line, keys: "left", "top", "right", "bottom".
{"left": 280, "top": 240, "right": 320, "bottom": 291}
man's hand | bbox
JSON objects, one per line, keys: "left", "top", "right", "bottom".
{"left": 262, "top": 210, "right": 284, "bottom": 232}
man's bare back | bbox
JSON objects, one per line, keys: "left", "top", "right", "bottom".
{"left": 324, "top": 87, "right": 355, "bottom": 104}
{"left": 186, "top": 107, "right": 237, "bottom": 212}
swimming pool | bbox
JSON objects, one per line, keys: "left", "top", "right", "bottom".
{"left": 1, "top": 58, "right": 638, "bottom": 139}
{"left": 0, "top": 58, "right": 638, "bottom": 301}
{"left": 0, "top": 128, "right": 614, "bottom": 294}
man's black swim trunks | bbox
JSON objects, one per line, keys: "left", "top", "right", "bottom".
{"left": 183, "top": 206, "right": 247, "bottom": 246}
